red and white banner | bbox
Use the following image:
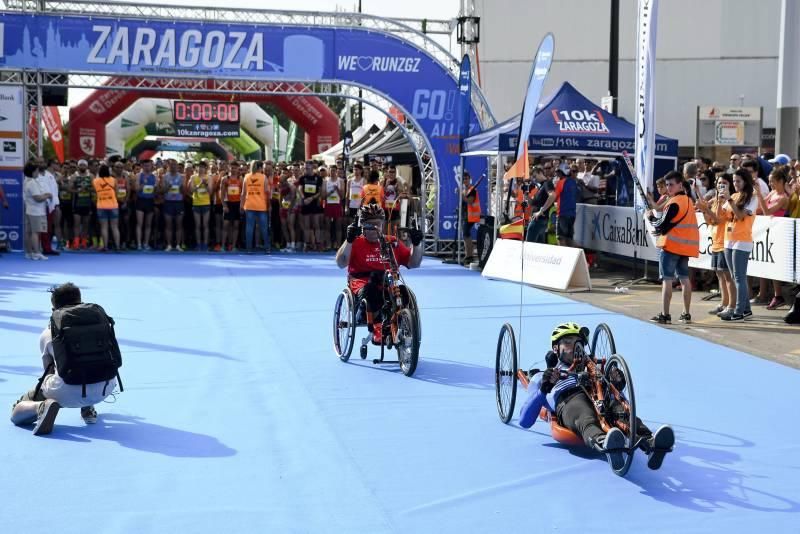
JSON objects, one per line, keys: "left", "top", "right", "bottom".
{"left": 28, "top": 107, "right": 66, "bottom": 162}
{"left": 41, "top": 107, "right": 65, "bottom": 163}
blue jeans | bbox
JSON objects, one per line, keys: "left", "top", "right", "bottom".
{"left": 245, "top": 210, "right": 269, "bottom": 251}
{"left": 525, "top": 217, "right": 548, "bottom": 243}
{"left": 724, "top": 248, "right": 751, "bottom": 315}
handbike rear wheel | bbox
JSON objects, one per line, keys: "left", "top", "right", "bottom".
{"left": 396, "top": 308, "right": 420, "bottom": 377}
{"left": 333, "top": 289, "right": 356, "bottom": 362}
{"left": 495, "top": 323, "right": 518, "bottom": 424}
{"left": 591, "top": 323, "right": 617, "bottom": 360}
{"left": 604, "top": 354, "right": 637, "bottom": 476}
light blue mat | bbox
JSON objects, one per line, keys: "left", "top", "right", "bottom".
{"left": 1, "top": 252, "right": 798, "bottom": 533}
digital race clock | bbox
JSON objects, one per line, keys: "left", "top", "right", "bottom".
{"left": 172, "top": 101, "right": 241, "bottom": 138}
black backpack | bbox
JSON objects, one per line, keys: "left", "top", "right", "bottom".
{"left": 48, "top": 303, "right": 124, "bottom": 397}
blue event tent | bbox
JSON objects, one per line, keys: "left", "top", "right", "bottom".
{"left": 462, "top": 82, "right": 678, "bottom": 185}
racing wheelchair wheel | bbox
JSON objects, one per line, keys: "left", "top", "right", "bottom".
{"left": 591, "top": 323, "right": 617, "bottom": 360}
{"left": 603, "top": 354, "right": 637, "bottom": 477}
{"left": 396, "top": 308, "right": 420, "bottom": 377}
{"left": 495, "top": 323, "right": 518, "bottom": 424}
{"left": 399, "top": 285, "right": 422, "bottom": 342}
{"left": 333, "top": 288, "right": 356, "bottom": 362}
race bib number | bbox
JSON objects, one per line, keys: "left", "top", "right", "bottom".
{"left": 169, "top": 185, "right": 180, "bottom": 194}
{"left": 272, "top": 190, "right": 281, "bottom": 200}
{"left": 117, "top": 189, "right": 127, "bottom": 200}
{"left": 350, "top": 192, "right": 361, "bottom": 201}
{"left": 143, "top": 185, "right": 154, "bottom": 194}
{"left": 198, "top": 187, "right": 207, "bottom": 194}
{"left": 59, "top": 190, "right": 71, "bottom": 200}
{"left": 328, "top": 193, "right": 340, "bottom": 204}
{"left": 281, "top": 199, "right": 291, "bottom": 209}
{"left": 228, "top": 186, "right": 240, "bottom": 196}
{"left": 78, "top": 190, "right": 91, "bottom": 198}
{"left": 304, "top": 184, "right": 317, "bottom": 194}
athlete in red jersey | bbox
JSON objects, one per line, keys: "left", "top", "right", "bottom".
{"left": 335, "top": 203, "right": 423, "bottom": 344}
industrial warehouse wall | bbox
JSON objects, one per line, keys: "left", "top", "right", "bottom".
{"left": 474, "top": 0, "right": 781, "bottom": 147}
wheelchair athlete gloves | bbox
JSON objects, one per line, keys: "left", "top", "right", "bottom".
{"left": 346, "top": 224, "right": 362, "bottom": 243}
{"left": 409, "top": 228, "right": 423, "bottom": 246}
{"left": 540, "top": 368, "right": 559, "bottom": 394}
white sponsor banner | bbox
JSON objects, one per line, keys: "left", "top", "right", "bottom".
{"left": 482, "top": 238, "right": 591, "bottom": 292}
{"left": 0, "top": 85, "right": 25, "bottom": 133}
{"left": 575, "top": 204, "right": 659, "bottom": 261}
{"left": 576, "top": 205, "right": 798, "bottom": 283}
{"left": 691, "top": 213, "right": 796, "bottom": 282}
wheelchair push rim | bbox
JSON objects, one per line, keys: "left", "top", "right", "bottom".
{"left": 603, "top": 354, "right": 637, "bottom": 476}
{"left": 495, "top": 323, "right": 518, "bottom": 424}
{"left": 333, "top": 289, "right": 356, "bottom": 362}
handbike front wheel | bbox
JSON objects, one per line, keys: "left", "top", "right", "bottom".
{"left": 604, "top": 354, "right": 637, "bottom": 476}
{"left": 333, "top": 289, "right": 356, "bottom": 362}
{"left": 495, "top": 323, "right": 518, "bottom": 424}
{"left": 591, "top": 322, "right": 616, "bottom": 360}
{"left": 396, "top": 308, "right": 420, "bottom": 377}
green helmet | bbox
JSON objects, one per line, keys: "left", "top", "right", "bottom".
{"left": 551, "top": 322, "right": 587, "bottom": 345}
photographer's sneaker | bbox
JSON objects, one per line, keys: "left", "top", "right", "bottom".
{"left": 32, "top": 400, "right": 61, "bottom": 436}
{"left": 81, "top": 406, "right": 98, "bottom": 424}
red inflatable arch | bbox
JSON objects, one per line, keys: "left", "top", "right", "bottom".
{"left": 68, "top": 77, "right": 339, "bottom": 160}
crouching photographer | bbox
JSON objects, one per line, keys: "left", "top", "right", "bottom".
{"left": 10, "top": 283, "right": 123, "bottom": 436}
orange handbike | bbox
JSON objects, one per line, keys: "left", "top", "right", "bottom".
{"left": 332, "top": 227, "right": 421, "bottom": 377}
{"left": 494, "top": 322, "right": 640, "bottom": 476}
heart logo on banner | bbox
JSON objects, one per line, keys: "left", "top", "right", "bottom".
{"left": 357, "top": 56, "right": 373, "bottom": 71}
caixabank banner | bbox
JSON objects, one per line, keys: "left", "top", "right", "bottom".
{"left": 0, "top": 12, "right": 487, "bottom": 240}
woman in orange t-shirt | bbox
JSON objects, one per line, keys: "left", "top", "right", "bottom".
{"left": 92, "top": 164, "right": 120, "bottom": 251}
{"left": 240, "top": 160, "right": 271, "bottom": 253}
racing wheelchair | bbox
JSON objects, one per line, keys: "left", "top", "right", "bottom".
{"left": 332, "top": 227, "right": 422, "bottom": 377}
{"left": 494, "top": 322, "right": 641, "bottom": 476}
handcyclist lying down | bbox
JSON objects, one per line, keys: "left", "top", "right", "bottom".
{"left": 335, "top": 202, "right": 424, "bottom": 345}
{"left": 518, "top": 322, "right": 675, "bottom": 471}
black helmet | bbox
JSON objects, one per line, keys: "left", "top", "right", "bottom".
{"left": 360, "top": 202, "right": 385, "bottom": 221}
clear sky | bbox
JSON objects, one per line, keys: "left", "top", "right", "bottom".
{"left": 66, "top": 0, "right": 462, "bottom": 132}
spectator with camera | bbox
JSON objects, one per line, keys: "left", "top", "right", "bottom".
{"left": 719, "top": 168, "right": 757, "bottom": 321}
{"left": 647, "top": 171, "right": 700, "bottom": 324}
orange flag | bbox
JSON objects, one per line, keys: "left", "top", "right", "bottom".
{"left": 503, "top": 141, "right": 529, "bottom": 181}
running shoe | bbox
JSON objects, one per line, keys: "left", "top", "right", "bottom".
{"left": 708, "top": 305, "right": 725, "bottom": 315}
{"left": 165, "top": 245, "right": 173, "bottom": 252}
{"left": 81, "top": 406, "right": 98, "bottom": 424}
{"left": 720, "top": 312, "right": 744, "bottom": 321}
{"left": 646, "top": 425, "right": 675, "bottom": 470}
{"left": 32, "top": 400, "right": 61, "bottom": 436}
{"left": 650, "top": 313, "right": 671, "bottom": 324}
{"left": 603, "top": 427, "right": 626, "bottom": 472}
{"left": 766, "top": 296, "right": 786, "bottom": 310}
{"left": 679, "top": 312, "right": 691, "bottom": 324}
{"left": 750, "top": 296, "right": 769, "bottom": 306}
{"left": 371, "top": 322, "right": 383, "bottom": 345}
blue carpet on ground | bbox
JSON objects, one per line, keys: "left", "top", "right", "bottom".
{"left": 0, "top": 252, "right": 798, "bottom": 533}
